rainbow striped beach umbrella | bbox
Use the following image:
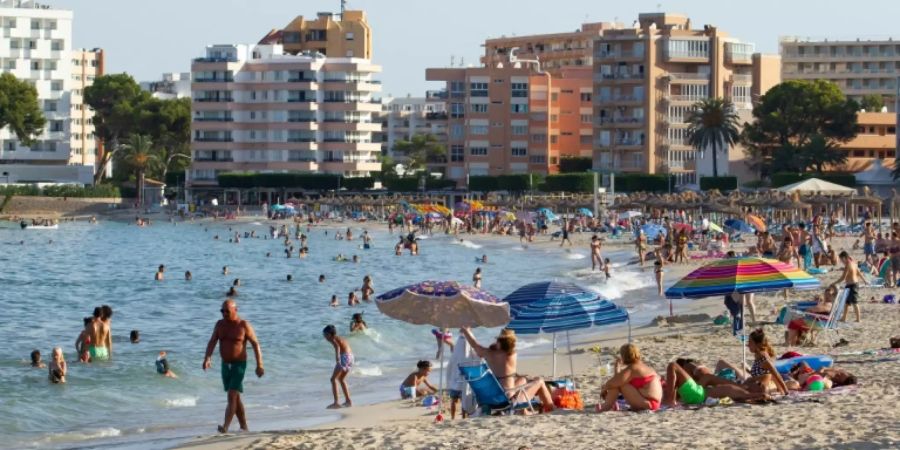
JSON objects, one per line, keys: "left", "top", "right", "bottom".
{"left": 665, "top": 257, "right": 821, "bottom": 299}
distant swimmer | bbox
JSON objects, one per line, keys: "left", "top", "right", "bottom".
{"left": 227, "top": 287, "right": 238, "bottom": 297}
{"left": 319, "top": 274, "right": 326, "bottom": 283}
{"left": 286, "top": 274, "right": 293, "bottom": 282}
{"left": 130, "top": 330, "right": 140, "bottom": 344}
{"left": 222, "top": 266, "right": 229, "bottom": 275}
{"left": 473, "top": 268, "right": 483, "bottom": 288}
{"left": 155, "top": 265, "right": 165, "bottom": 281}
{"left": 30, "top": 349, "right": 45, "bottom": 368}
{"left": 185, "top": 271, "right": 192, "bottom": 281}
{"left": 49, "top": 348, "right": 66, "bottom": 384}
{"left": 361, "top": 276, "right": 374, "bottom": 301}
{"left": 330, "top": 295, "right": 339, "bottom": 307}
{"left": 350, "top": 313, "right": 367, "bottom": 333}
{"left": 348, "top": 291, "right": 359, "bottom": 306}
{"left": 233, "top": 279, "right": 241, "bottom": 287}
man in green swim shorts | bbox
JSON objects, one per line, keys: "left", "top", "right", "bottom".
{"left": 662, "top": 360, "right": 769, "bottom": 407}
{"left": 203, "top": 299, "right": 264, "bottom": 434}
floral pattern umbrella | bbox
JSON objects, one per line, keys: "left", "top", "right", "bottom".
{"left": 375, "top": 280, "right": 510, "bottom": 328}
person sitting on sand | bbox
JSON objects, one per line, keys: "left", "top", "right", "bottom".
{"left": 400, "top": 360, "right": 438, "bottom": 399}
{"left": 597, "top": 344, "right": 662, "bottom": 412}
{"left": 662, "top": 358, "right": 768, "bottom": 407}
{"left": 156, "top": 351, "right": 178, "bottom": 378}
{"left": 460, "top": 327, "right": 555, "bottom": 413}
{"left": 323, "top": 325, "right": 353, "bottom": 409}
{"left": 30, "top": 349, "right": 46, "bottom": 368}
{"left": 350, "top": 313, "right": 367, "bottom": 333}
{"left": 715, "top": 329, "right": 789, "bottom": 396}
{"left": 48, "top": 348, "right": 66, "bottom": 384}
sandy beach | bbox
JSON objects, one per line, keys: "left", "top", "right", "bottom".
{"left": 171, "top": 232, "right": 900, "bottom": 450}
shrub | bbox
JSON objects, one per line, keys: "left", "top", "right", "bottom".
{"left": 541, "top": 174, "right": 594, "bottom": 192}
{"left": 616, "top": 174, "right": 673, "bottom": 193}
{"left": 0, "top": 184, "right": 120, "bottom": 198}
{"left": 699, "top": 176, "right": 738, "bottom": 191}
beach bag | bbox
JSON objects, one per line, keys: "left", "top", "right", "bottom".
{"left": 552, "top": 388, "right": 584, "bottom": 410}
{"left": 883, "top": 294, "right": 896, "bottom": 304}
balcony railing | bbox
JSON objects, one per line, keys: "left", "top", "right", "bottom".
{"left": 195, "top": 137, "right": 234, "bottom": 142}
{"left": 287, "top": 98, "right": 313, "bottom": 103}
{"left": 598, "top": 117, "right": 645, "bottom": 125}
{"left": 194, "top": 77, "right": 234, "bottom": 83}
{"left": 288, "top": 77, "right": 317, "bottom": 82}
{"left": 667, "top": 72, "right": 710, "bottom": 81}
{"left": 731, "top": 74, "right": 753, "bottom": 84}
{"left": 194, "top": 117, "right": 234, "bottom": 122}
{"left": 665, "top": 94, "right": 707, "bottom": 102}
{"left": 615, "top": 139, "right": 644, "bottom": 146}
{"left": 287, "top": 138, "right": 316, "bottom": 143}
{"left": 193, "top": 57, "right": 237, "bottom": 63}
{"left": 195, "top": 97, "right": 234, "bottom": 103}
{"left": 288, "top": 117, "right": 316, "bottom": 122}
{"left": 194, "top": 157, "right": 234, "bottom": 162}
{"left": 425, "top": 112, "right": 448, "bottom": 120}
{"left": 598, "top": 72, "right": 646, "bottom": 80}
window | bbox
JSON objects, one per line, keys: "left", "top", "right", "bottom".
{"left": 469, "top": 146, "right": 488, "bottom": 156}
{"left": 283, "top": 32, "right": 302, "bottom": 43}
{"left": 580, "top": 92, "right": 592, "bottom": 102}
{"left": 450, "top": 144, "right": 464, "bottom": 162}
{"left": 511, "top": 83, "right": 528, "bottom": 97}
{"left": 580, "top": 135, "right": 592, "bottom": 145}
{"left": 550, "top": 114, "right": 558, "bottom": 122}
{"left": 306, "top": 29, "right": 327, "bottom": 41}
{"left": 9, "top": 40, "right": 19, "bottom": 49}
{"left": 31, "top": 61, "right": 40, "bottom": 70}
{"left": 529, "top": 155, "right": 547, "bottom": 163}
{"left": 31, "top": 19, "right": 40, "bottom": 30}
{"left": 531, "top": 133, "right": 546, "bottom": 144}
{"left": 450, "top": 124, "right": 464, "bottom": 138}
{"left": 50, "top": 120, "right": 63, "bottom": 132}
{"left": 345, "top": 32, "right": 355, "bottom": 40}
{"left": 551, "top": 93, "right": 559, "bottom": 101}
{"left": 580, "top": 114, "right": 592, "bottom": 124}
{"left": 470, "top": 125, "right": 488, "bottom": 135}
{"left": 471, "top": 103, "right": 488, "bottom": 113}
{"left": 51, "top": 81, "right": 62, "bottom": 91}
{"left": 5, "top": 18, "right": 16, "bottom": 28}
{"left": 5, "top": 60, "right": 15, "bottom": 70}
{"left": 470, "top": 82, "right": 488, "bottom": 97}
{"left": 345, "top": 50, "right": 354, "bottom": 57}
{"left": 28, "top": 40, "right": 36, "bottom": 50}
{"left": 550, "top": 135, "right": 558, "bottom": 144}
{"left": 511, "top": 125, "right": 527, "bottom": 135}
{"left": 450, "top": 103, "right": 465, "bottom": 118}
{"left": 5, "top": 141, "right": 15, "bottom": 151}
{"left": 511, "top": 104, "right": 529, "bottom": 114}
{"left": 450, "top": 81, "right": 466, "bottom": 97}
{"left": 511, "top": 146, "right": 527, "bottom": 157}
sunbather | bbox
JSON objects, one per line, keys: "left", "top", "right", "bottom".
{"left": 785, "top": 286, "right": 838, "bottom": 346}
{"left": 715, "top": 329, "right": 789, "bottom": 396}
{"left": 598, "top": 344, "right": 662, "bottom": 412}
{"left": 784, "top": 362, "right": 857, "bottom": 391}
{"left": 662, "top": 359, "right": 768, "bottom": 407}
{"left": 460, "top": 327, "right": 555, "bottom": 413}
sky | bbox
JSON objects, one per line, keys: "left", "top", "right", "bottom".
{"left": 48, "top": 0, "right": 900, "bottom": 97}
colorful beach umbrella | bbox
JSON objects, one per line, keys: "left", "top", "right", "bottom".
{"left": 375, "top": 280, "right": 510, "bottom": 329}
{"left": 745, "top": 214, "right": 767, "bottom": 232}
{"left": 664, "top": 257, "right": 821, "bottom": 299}
{"left": 641, "top": 223, "right": 666, "bottom": 240}
{"left": 708, "top": 222, "right": 724, "bottom": 233}
{"left": 503, "top": 281, "right": 589, "bottom": 313}
{"left": 578, "top": 208, "right": 594, "bottom": 218}
{"left": 724, "top": 218, "right": 753, "bottom": 233}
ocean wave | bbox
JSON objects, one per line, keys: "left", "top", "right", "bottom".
{"left": 41, "top": 427, "right": 122, "bottom": 444}
{"left": 355, "top": 365, "right": 383, "bottom": 377}
{"left": 163, "top": 396, "right": 198, "bottom": 408}
{"left": 452, "top": 239, "right": 482, "bottom": 249}
{"left": 564, "top": 252, "right": 587, "bottom": 260}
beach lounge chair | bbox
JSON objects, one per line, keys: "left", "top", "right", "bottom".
{"left": 458, "top": 362, "right": 537, "bottom": 416}
{"left": 789, "top": 288, "right": 849, "bottom": 347}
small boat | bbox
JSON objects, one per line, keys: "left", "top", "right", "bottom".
{"left": 23, "top": 224, "right": 59, "bottom": 230}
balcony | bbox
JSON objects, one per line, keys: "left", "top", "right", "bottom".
{"left": 194, "top": 136, "right": 233, "bottom": 142}
{"left": 666, "top": 73, "right": 709, "bottom": 84}
{"left": 194, "top": 157, "right": 234, "bottom": 162}
{"left": 595, "top": 49, "right": 645, "bottom": 60}
{"left": 731, "top": 74, "right": 753, "bottom": 85}
{"left": 193, "top": 57, "right": 237, "bottom": 63}
{"left": 664, "top": 94, "right": 707, "bottom": 104}
{"left": 615, "top": 138, "right": 644, "bottom": 147}
{"left": 663, "top": 45, "right": 710, "bottom": 62}
{"left": 288, "top": 97, "right": 314, "bottom": 103}
{"left": 597, "top": 72, "right": 646, "bottom": 82}
{"left": 425, "top": 112, "right": 448, "bottom": 120}
{"left": 597, "top": 117, "right": 645, "bottom": 127}
{"left": 194, "top": 117, "right": 234, "bottom": 122}
{"left": 287, "top": 77, "right": 317, "bottom": 82}
{"left": 194, "top": 77, "right": 234, "bottom": 83}
{"left": 598, "top": 94, "right": 645, "bottom": 105}
{"left": 195, "top": 97, "right": 234, "bottom": 103}
{"left": 287, "top": 138, "right": 316, "bottom": 143}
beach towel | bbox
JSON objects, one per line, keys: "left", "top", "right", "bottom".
{"left": 447, "top": 336, "right": 478, "bottom": 415}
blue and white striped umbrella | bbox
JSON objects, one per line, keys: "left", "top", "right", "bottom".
{"left": 504, "top": 281, "right": 589, "bottom": 313}
{"left": 507, "top": 293, "right": 629, "bottom": 334}
{"left": 504, "top": 282, "right": 630, "bottom": 379}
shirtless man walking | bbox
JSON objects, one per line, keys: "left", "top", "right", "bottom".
{"left": 203, "top": 299, "right": 264, "bottom": 433}
{"left": 830, "top": 251, "right": 862, "bottom": 323}
{"left": 862, "top": 222, "right": 876, "bottom": 266}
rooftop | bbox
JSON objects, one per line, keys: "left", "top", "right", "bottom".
{"left": 0, "top": 0, "right": 54, "bottom": 9}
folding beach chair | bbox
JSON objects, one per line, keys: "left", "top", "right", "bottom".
{"left": 790, "top": 288, "right": 849, "bottom": 347}
{"left": 458, "top": 362, "right": 537, "bottom": 416}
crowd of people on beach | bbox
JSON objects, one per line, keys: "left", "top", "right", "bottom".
{"left": 19, "top": 200, "right": 900, "bottom": 437}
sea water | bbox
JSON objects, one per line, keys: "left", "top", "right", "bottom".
{"left": 0, "top": 220, "right": 658, "bottom": 449}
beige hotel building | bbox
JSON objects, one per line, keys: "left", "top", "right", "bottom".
{"left": 187, "top": 43, "right": 381, "bottom": 191}
{"left": 593, "top": 13, "right": 779, "bottom": 186}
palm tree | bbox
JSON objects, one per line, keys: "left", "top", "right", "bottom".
{"left": 686, "top": 97, "right": 741, "bottom": 178}
{"left": 121, "top": 134, "right": 157, "bottom": 206}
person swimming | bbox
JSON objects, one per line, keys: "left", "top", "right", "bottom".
{"left": 130, "top": 330, "right": 140, "bottom": 344}
{"left": 350, "top": 313, "right": 367, "bottom": 332}
{"left": 156, "top": 351, "right": 177, "bottom": 378}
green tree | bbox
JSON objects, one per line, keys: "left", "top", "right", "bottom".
{"left": 140, "top": 97, "right": 191, "bottom": 182}
{"left": 84, "top": 74, "right": 151, "bottom": 184}
{"left": 0, "top": 73, "right": 46, "bottom": 146}
{"left": 686, "top": 97, "right": 741, "bottom": 178}
{"left": 742, "top": 80, "right": 858, "bottom": 177}
{"left": 377, "top": 153, "right": 397, "bottom": 180}
{"left": 859, "top": 94, "right": 884, "bottom": 112}
{"left": 799, "top": 134, "right": 847, "bottom": 173}
{"left": 120, "top": 134, "right": 158, "bottom": 206}
{"left": 392, "top": 133, "right": 446, "bottom": 174}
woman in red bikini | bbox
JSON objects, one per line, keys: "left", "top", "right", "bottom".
{"left": 598, "top": 344, "right": 662, "bottom": 412}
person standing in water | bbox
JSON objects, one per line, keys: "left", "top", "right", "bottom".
{"left": 361, "top": 276, "right": 374, "bottom": 301}
{"left": 590, "top": 235, "right": 604, "bottom": 271}
{"left": 203, "top": 299, "right": 264, "bottom": 434}
{"left": 473, "top": 268, "right": 483, "bottom": 288}
{"left": 88, "top": 306, "right": 113, "bottom": 361}
{"left": 559, "top": 219, "right": 572, "bottom": 247}
{"left": 323, "top": 325, "right": 353, "bottom": 409}
{"left": 155, "top": 265, "right": 165, "bottom": 281}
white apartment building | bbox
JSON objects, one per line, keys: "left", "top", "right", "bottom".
{"left": 188, "top": 44, "right": 382, "bottom": 191}
{"left": 70, "top": 48, "right": 102, "bottom": 169}
{"left": 0, "top": 0, "right": 94, "bottom": 184}
{"left": 380, "top": 93, "right": 447, "bottom": 159}
{"left": 141, "top": 72, "right": 191, "bottom": 100}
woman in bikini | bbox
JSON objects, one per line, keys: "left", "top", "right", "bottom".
{"left": 598, "top": 344, "right": 662, "bottom": 412}
{"left": 715, "top": 329, "right": 789, "bottom": 396}
{"left": 460, "top": 327, "right": 555, "bottom": 413}
{"left": 636, "top": 230, "right": 647, "bottom": 266}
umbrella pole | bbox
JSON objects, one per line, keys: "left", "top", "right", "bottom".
{"left": 552, "top": 333, "right": 558, "bottom": 379}
{"left": 438, "top": 344, "right": 446, "bottom": 420}
{"left": 566, "top": 330, "right": 575, "bottom": 388}
{"left": 741, "top": 295, "right": 747, "bottom": 379}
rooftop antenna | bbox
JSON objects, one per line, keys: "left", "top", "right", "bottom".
{"left": 340, "top": 0, "right": 347, "bottom": 18}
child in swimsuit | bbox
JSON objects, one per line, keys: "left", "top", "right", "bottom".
{"left": 48, "top": 348, "right": 66, "bottom": 384}
{"left": 156, "top": 351, "right": 178, "bottom": 378}
{"left": 399, "top": 360, "right": 438, "bottom": 399}
{"left": 324, "top": 325, "right": 353, "bottom": 409}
